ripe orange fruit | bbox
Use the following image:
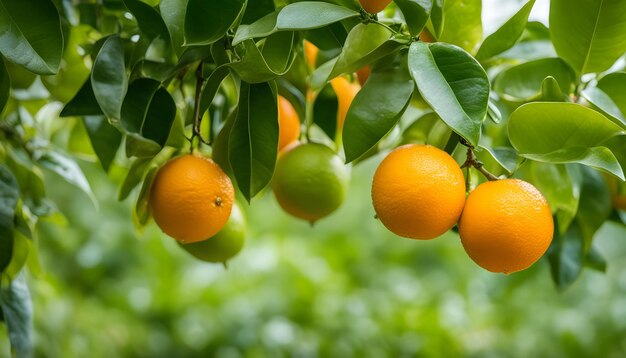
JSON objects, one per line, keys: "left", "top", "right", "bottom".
{"left": 356, "top": 65, "right": 371, "bottom": 87}
{"left": 179, "top": 202, "right": 245, "bottom": 264}
{"left": 458, "top": 179, "right": 554, "bottom": 274}
{"left": 372, "top": 144, "right": 466, "bottom": 240}
{"left": 272, "top": 143, "right": 350, "bottom": 223}
{"left": 278, "top": 95, "right": 301, "bottom": 151}
{"left": 304, "top": 40, "right": 319, "bottom": 68}
{"left": 330, "top": 76, "right": 360, "bottom": 131}
{"left": 150, "top": 154, "right": 234, "bottom": 243}
{"left": 359, "top": 0, "right": 392, "bottom": 13}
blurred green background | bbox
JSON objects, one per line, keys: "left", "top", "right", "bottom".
{"left": 1, "top": 154, "right": 625, "bottom": 357}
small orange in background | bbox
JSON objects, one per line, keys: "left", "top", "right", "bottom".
{"left": 458, "top": 179, "right": 554, "bottom": 274}
{"left": 356, "top": 65, "right": 371, "bottom": 87}
{"left": 420, "top": 29, "right": 435, "bottom": 43}
{"left": 372, "top": 144, "right": 466, "bottom": 240}
{"left": 330, "top": 76, "right": 360, "bottom": 131}
{"left": 359, "top": 0, "right": 392, "bottom": 13}
{"left": 150, "top": 154, "right": 234, "bottom": 243}
{"left": 304, "top": 40, "right": 319, "bottom": 68}
{"left": 277, "top": 95, "right": 301, "bottom": 151}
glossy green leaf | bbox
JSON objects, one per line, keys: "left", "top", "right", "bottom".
{"left": 91, "top": 36, "right": 127, "bottom": 122}
{"left": 0, "top": 0, "right": 63, "bottom": 75}
{"left": 476, "top": 0, "right": 535, "bottom": 61}
{"left": 121, "top": 78, "right": 176, "bottom": 149}
{"left": 438, "top": 0, "right": 482, "bottom": 53}
{"left": 229, "top": 82, "right": 278, "bottom": 201}
{"left": 305, "top": 22, "right": 348, "bottom": 51}
{"left": 242, "top": 0, "right": 274, "bottom": 24}
{"left": 575, "top": 166, "right": 612, "bottom": 246}
{"left": 135, "top": 166, "right": 157, "bottom": 227}
{"left": 540, "top": 76, "right": 566, "bottom": 102}
{"left": 493, "top": 58, "right": 575, "bottom": 102}
{"left": 508, "top": 102, "right": 626, "bottom": 180}
{"left": 0, "top": 274, "right": 33, "bottom": 356}
{"left": 582, "top": 72, "right": 626, "bottom": 129}
{"left": 329, "top": 23, "right": 408, "bottom": 79}
{"left": 429, "top": 0, "right": 444, "bottom": 38}
{"left": 233, "top": 11, "right": 278, "bottom": 46}
{"left": 584, "top": 245, "right": 606, "bottom": 272}
{"left": 37, "top": 151, "right": 97, "bottom": 207}
{"left": 124, "top": 0, "right": 173, "bottom": 60}
{"left": 343, "top": 60, "right": 414, "bottom": 163}
{"left": 199, "top": 65, "right": 231, "bottom": 119}
{"left": 550, "top": 0, "right": 626, "bottom": 74}
{"left": 402, "top": 112, "right": 452, "bottom": 149}
{"left": 0, "top": 57, "right": 9, "bottom": 114}
{"left": 83, "top": 115, "right": 122, "bottom": 172}
{"left": 159, "top": 0, "right": 188, "bottom": 54}
{"left": 548, "top": 220, "right": 584, "bottom": 290}
{"left": 229, "top": 32, "right": 299, "bottom": 83}
{"left": 276, "top": 2, "right": 359, "bottom": 30}
{"left": 394, "top": 0, "right": 432, "bottom": 36}
{"left": 478, "top": 145, "right": 517, "bottom": 175}
{"left": 313, "top": 84, "right": 339, "bottom": 140}
{"left": 0, "top": 165, "right": 18, "bottom": 273}
{"left": 60, "top": 77, "right": 103, "bottom": 117}
{"left": 184, "top": 0, "right": 246, "bottom": 46}
{"left": 408, "top": 41, "right": 489, "bottom": 146}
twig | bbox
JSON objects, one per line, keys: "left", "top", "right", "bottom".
{"left": 459, "top": 138, "right": 499, "bottom": 182}
{"left": 190, "top": 62, "right": 210, "bottom": 152}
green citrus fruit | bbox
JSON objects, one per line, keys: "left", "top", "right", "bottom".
{"left": 272, "top": 143, "right": 350, "bottom": 223}
{"left": 179, "top": 203, "right": 245, "bottom": 264}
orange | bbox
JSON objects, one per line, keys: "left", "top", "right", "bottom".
{"left": 420, "top": 29, "right": 435, "bottom": 43}
{"left": 372, "top": 144, "right": 466, "bottom": 240}
{"left": 150, "top": 154, "right": 234, "bottom": 243}
{"left": 272, "top": 143, "right": 350, "bottom": 224}
{"left": 458, "top": 179, "right": 554, "bottom": 274}
{"left": 304, "top": 40, "right": 319, "bottom": 68}
{"left": 330, "top": 76, "right": 360, "bottom": 131}
{"left": 356, "top": 65, "right": 371, "bottom": 87}
{"left": 359, "top": 0, "right": 392, "bottom": 13}
{"left": 278, "top": 95, "right": 301, "bottom": 151}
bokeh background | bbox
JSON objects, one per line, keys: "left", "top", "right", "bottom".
{"left": 1, "top": 0, "right": 626, "bottom": 356}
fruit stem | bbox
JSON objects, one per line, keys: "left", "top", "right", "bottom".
{"left": 460, "top": 139, "right": 499, "bottom": 182}
{"left": 190, "top": 62, "right": 211, "bottom": 152}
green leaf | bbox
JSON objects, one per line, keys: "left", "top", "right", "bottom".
{"left": 548, "top": 220, "right": 584, "bottom": 290}
{"left": 477, "top": 145, "right": 518, "bottom": 175}
{"left": 429, "top": 0, "right": 444, "bottom": 38}
{"left": 276, "top": 2, "right": 359, "bottom": 30}
{"left": 0, "top": 274, "right": 33, "bottom": 357}
{"left": 508, "top": 102, "right": 626, "bottom": 180}
{"left": 118, "top": 158, "right": 150, "bottom": 201}
{"left": 184, "top": 0, "right": 246, "bottom": 46}
{"left": 0, "top": 0, "right": 63, "bottom": 74}
{"left": 584, "top": 245, "right": 606, "bottom": 272}
{"left": 394, "top": 0, "right": 432, "bottom": 36}
{"left": 121, "top": 78, "right": 176, "bottom": 148}
{"left": 329, "top": 23, "right": 408, "bottom": 79}
{"left": 402, "top": 112, "right": 452, "bottom": 149}
{"left": 550, "top": 0, "right": 626, "bottom": 74}
{"left": 199, "top": 65, "right": 231, "bottom": 120}
{"left": 242, "top": 0, "right": 274, "bottom": 24}
{"left": 229, "top": 82, "right": 278, "bottom": 201}
{"left": 313, "top": 84, "right": 339, "bottom": 140}
{"left": 343, "top": 59, "right": 414, "bottom": 162}
{"left": 135, "top": 166, "right": 157, "bottom": 227}
{"left": 582, "top": 72, "right": 626, "bottom": 129}
{"left": 475, "top": 0, "right": 536, "bottom": 61}
{"left": 0, "top": 57, "right": 9, "bottom": 114}
{"left": 0, "top": 165, "right": 18, "bottom": 273}
{"left": 575, "top": 166, "right": 612, "bottom": 246}
{"left": 159, "top": 0, "right": 188, "bottom": 55}
{"left": 540, "top": 76, "right": 566, "bottom": 102}
{"left": 36, "top": 151, "right": 98, "bottom": 207}
{"left": 233, "top": 11, "right": 278, "bottom": 46}
{"left": 438, "top": 0, "right": 482, "bottom": 53}
{"left": 229, "top": 32, "right": 299, "bottom": 83}
{"left": 124, "top": 0, "right": 173, "bottom": 61}
{"left": 83, "top": 115, "right": 122, "bottom": 172}
{"left": 493, "top": 58, "right": 575, "bottom": 102}
{"left": 91, "top": 35, "right": 128, "bottom": 122}
{"left": 60, "top": 77, "right": 103, "bottom": 117}
{"left": 408, "top": 41, "right": 489, "bottom": 146}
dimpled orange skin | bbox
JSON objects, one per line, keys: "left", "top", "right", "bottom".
{"left": 330, "top": 77, "right": 360, "bottom": 131}
{"left": 359, "top": 0, "right": 392, "bottom": 13}
{"left": 150, "top": 155, "right": 234, "bottom": 243}
{"left": 459, "top": 179, "right": 554, "bottom": 274}
{"left": 372, "top": 144, "right": 466, "bottom": 240}
{"left": 278, "top": 95, "right": 301, "bottom": 151}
